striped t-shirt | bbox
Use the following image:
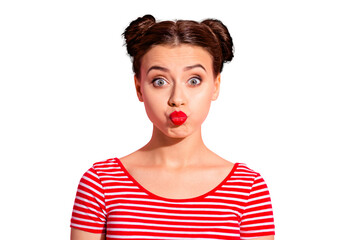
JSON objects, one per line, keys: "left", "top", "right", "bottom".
{"left": 71, "top": 158, "right": 275, "bottom": 239}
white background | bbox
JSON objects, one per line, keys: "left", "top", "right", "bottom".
{"left": 1, "top": 0, "right": 359, "bottom": 239}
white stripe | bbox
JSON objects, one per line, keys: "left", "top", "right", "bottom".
{"left": 231, "top": 173, "right": 255, "bottom": 177}
{"left": 246, "top": 200, "right": 272, "bottom": 210}
{"left": 107, "top": 221, "right": 238, "bottom": 230}
{"left": 241, "top": 221, "right": 274, "bottom": 228}
{"left": 105, "top": 191, "right": 146, "bottom": 196}
{"left": 106, "top": 228, "right": 239, "bottom": 237}
{"left": 106, "top": 197, "right": 243, "bottom": 209}
{"left": 94, "top": 162, "right": 118, "bottom": 167}
{"left": 250, "top": 188, "right": 268, "bottom": 195}
{"left": 75, "top": 196, "right": 103, "bottom": 209}
{"left": 74, "top": 203, "right": 106, "bottom": 219}
{"left": 232, "top": 172, "right": 257, "bottom": 177}
{"left": 83, "top": 175, "right": 103, "bottom": 190}
{"left": 100, "top": 175, "right": 127, "bottom": 179}
{"left": 72, "top": 216, "right": 105, "bottom": 225}
{"left": 108, "top": 208, "right": 237, "bottom": 218}
{"left": 87, "top": 169, "right": 100, "bottom": 179}
{"left": 94, "top": 162, "right": 113, "bottom": 166}
{"left": 72, "top": 209, "right": 102, "bottom": 220}
{"left": 95, "top": 166, "right": 120, "bottom": 170}
{"left": 215, "top": 190, "right": 248, "bottom": 196}
{"left": 226, "top": 179, "right": 253, "bottom": 184}
{"left": 205, "top": 195, "right": 247, "bottom": 203}
{"left": 108, "top": 214, "right": 238, "bottom": 224}
{"left": 242, "top": 208, "right": 273, "bottom": 217}
{"left": 240, "top": 228, "right": 275, "bottom": 234}
{"left": 253, "top": 181, "right": 266, "bottom": 188}
{"left": 71, "top": 223, "right": 104, "bottom": 231}
{"left": 241, "top": 215, "right": 274, "bottom": 223}
{"left": 247, "top": 195, "right": 271, "bottom": 204}
{"left": 102, "top": 180, "right": 133, "bottom": 184}
{"left": 106, "top": 236, "right": 223, "bottom": 240}
{"left": 79, "top": 182, "right": 104, "bottom": 199}
{"left": 235, "top": 165, "right": 251, "bottom": 170}
{"left": 222, "top": 185, "right": 252, "bottom": 190}
{"left": 96, "top": 170, "right": 123, "bottom": 175}
{"left": 103, "top": 185, "right": 139, "bottom": 190}
{"left": 234, "top": 167, "right": 256, "bottom": 172}
{"left": 237, "top": 163, "right": 247, "bottom": 167}
{"left": 105, "top": 203, "right": 240, "bottom": 215}
{"left": 76, "top": 189, "right": 105, "bottom": 207}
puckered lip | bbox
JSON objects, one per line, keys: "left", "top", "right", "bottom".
{"left": 170, "top": 111, "right": 187, "bottom": 118}
{"left": 169, "top": 111, "right": 188, "bottom": 125}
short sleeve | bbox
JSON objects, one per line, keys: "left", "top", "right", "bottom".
{"left": 240, "top": 173, "right": 275, "bottom": 239}
{"left": 70, "top": 167, "right": 107, "bottom": 234}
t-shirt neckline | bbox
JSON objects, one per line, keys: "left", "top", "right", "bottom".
{"left": 115, "top": 157, "right": 238, "bottom": 202}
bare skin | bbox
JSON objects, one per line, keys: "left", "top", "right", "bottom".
{"left": 71, "top": 45, "right": 274, "bottom": 239}
{"left": 118, "top": 139, "right": 234, "bottom": 199}
{"left": 71, "top": 229, "right": 105, "bottom": 240}
{"left": 123, "top": 45, "right": 234, "bottom": 198}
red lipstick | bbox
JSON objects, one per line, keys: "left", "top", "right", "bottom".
{"left": 169, "top": 111, "right": 187, "bottom": 126}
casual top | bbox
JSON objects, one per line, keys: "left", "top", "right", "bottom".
{"left": 71, "top": 158, "right": 275, "bottom": 240}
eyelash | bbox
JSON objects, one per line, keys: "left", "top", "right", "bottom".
{"left": 188, "top": 76, "right": 202, "bottom": 86}
{"left": 151, "top": 76, "right": 202, "bottom": 87}
{"left": 152, "top": 78, "right": 168, "bottom": 87}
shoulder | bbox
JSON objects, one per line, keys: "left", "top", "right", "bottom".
{"left": 233, "top": 163, "right": 261, "bottom": 177}
{"left": 231, "top": 163, "right": 270, "bottom": 189}
{"left": 82, "top": 158, "right": 121, "bottom": 178}
{"left": 92, "top": 157, "right": 120, "bottom": 169}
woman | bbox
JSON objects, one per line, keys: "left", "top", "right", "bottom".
{"left": 71, "top": 14, "right": 275, "bottom": 240}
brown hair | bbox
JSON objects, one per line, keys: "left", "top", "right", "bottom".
{"left": 123, "top": 14, "right": 234, "bottom": 78}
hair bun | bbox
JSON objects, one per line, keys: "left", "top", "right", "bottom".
{"left": 201, "top": 19, "right": 234, "bottom": 63}
{"left": 123, "top": 14, "right": 156, "bottom": 57}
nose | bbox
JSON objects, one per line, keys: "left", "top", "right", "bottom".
{"left": 168, "top": 83, "right": 186, "bottom": 107}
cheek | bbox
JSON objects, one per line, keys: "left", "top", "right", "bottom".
{"left": 191, "top": 91, "right": 213, "bottom": 122}
{"left": 142, "top": 91, "right": 166, "bottom": 121}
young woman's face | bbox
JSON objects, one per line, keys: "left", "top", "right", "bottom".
{"left": 135, "top": 44, "right": 220, "bottom": 139}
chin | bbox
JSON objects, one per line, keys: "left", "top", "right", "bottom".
{"left": 153, "top": 124, "right": 191, "bottom": 139}
{"left": 166, "top": 127, "right": 191, "bottom": 139}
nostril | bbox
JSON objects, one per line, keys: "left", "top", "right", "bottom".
{"left": 169, "top": 101, "right": 184, "bottom": 107}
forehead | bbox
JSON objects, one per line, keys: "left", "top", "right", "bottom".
{"left": 141, "top": 44, "right": 213, "bottom": 71}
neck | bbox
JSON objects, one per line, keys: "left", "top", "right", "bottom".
{"left": 139, "top": 125, "right": 209, "bottom": 169}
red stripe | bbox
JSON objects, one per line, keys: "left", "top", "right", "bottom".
{"left": 70, "top": 158, "right": 275, "bottom": 239}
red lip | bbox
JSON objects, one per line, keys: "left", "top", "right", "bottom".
{"left": 169, "top": 111, "right": 188, "bottom": 126}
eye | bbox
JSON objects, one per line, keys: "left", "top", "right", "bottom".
{"left": 188, "top": 77, "right": 202, "bottom": 86}
{"left": 152, "top": 78, "right": 168, "bottom": 87}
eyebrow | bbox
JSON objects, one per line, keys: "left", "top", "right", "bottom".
{"left": 184, "top": 64, "right": 207, "bottom": 72}
{"left": 146, "top": 64, "right": 207, "bottom": 75}
{"left": 147, "top": 66, "right": 169, "bottom": 74}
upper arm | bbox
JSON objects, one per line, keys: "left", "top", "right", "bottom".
{"left": 71, "top": 228, "right": 106, "bottom": 240}
{"left": 251, "top": 236, "right": 274, "bottom": 240}
{"left": 70, "top": 167, "right": 107, "bottom": 234}
{"left": 240, "top": 173, "right": 275, "bottom": 239}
